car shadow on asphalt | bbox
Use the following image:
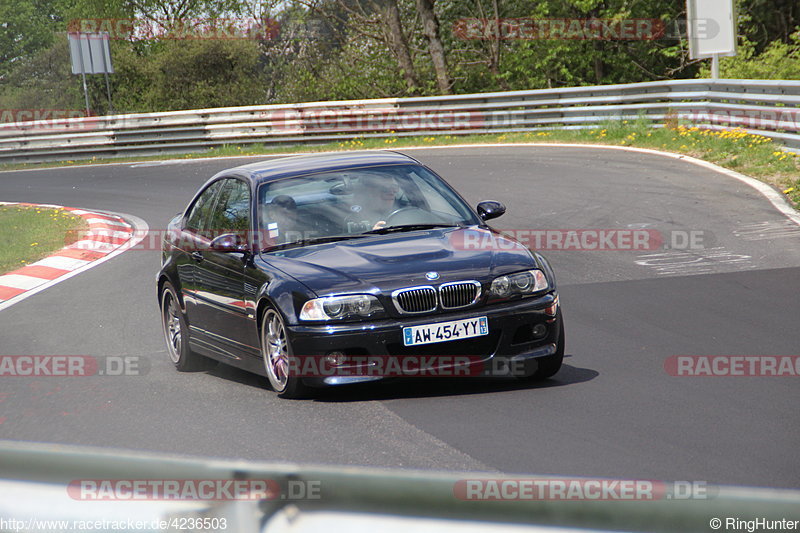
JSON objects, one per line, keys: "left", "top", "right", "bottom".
{"left": 206, "top": 354, "right": 598, "bottom": 402}
{"left": 310, "top": 357, "right": 598, "bottom": 402}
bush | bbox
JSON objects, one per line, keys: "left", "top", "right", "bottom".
{"left": 700, "top": 30, "right": 800, "bottom": 80}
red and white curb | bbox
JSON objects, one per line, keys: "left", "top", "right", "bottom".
{"left": 0, "top": 202, "right": 148, "bottom": 311}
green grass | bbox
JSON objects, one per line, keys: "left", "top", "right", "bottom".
{"left": 0, "top": 205, "right": 87, "bottom": 274}
{"left": 1, "top": 120, "right": 798, "bottom": 207}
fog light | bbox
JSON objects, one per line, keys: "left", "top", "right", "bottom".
{"left": 324, "top": 351, "right": 347, "bottom": 366}
{"left": 532, "top": 324, "right": 548, "bottom": 339}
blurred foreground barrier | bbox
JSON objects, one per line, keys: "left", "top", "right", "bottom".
{"left": 0, "top": 441, "right": 799, "bottom": 533}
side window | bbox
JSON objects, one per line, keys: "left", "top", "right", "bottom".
{"left": 185, "top": 181, "right": 222, "bottom": 233}
{"left": 208, "top": 179, "right": 251, "bottom": 234}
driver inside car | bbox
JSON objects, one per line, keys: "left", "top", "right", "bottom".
{"left": 347, "top": 175, "right": 402, "bottom": 232}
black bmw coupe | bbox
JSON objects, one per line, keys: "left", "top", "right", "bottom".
{"left": 158, "top": 151, "right": 564, "bottom": 398}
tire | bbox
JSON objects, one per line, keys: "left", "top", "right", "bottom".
{"left": 261, "top": 307, "right": 309, "bottom": 399}
{"left": 160, "top": 282, "right": 217, "bottom": 372}
{"left": 530, "top": 311, "right": 565, "bottom": 380}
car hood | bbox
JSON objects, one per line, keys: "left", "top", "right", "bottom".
{"left": 260, "top": 227, "right": 538, "bottom": 295}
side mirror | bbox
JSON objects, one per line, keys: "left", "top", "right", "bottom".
{"left": 477, "top": 200, "right": 506, "bottom": 222}
{"left": 210, "top": 233, "right": 248, "bottom": 253}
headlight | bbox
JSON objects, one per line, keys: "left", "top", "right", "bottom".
{"left": 300, "top": 294, "right": 384, "bottom": 321}
{"left": 488, "top": 269, "right": 548, "bottom": 299}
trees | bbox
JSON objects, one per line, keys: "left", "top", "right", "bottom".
{"left": 416, "top": 0, "right": 451, "bottom": 93}
{"left": 0, "top": 0, "right": 57, "bottom": 79}
{"left": 701, "top": 30, "right": 800, "bottom": 80}
{"left": 0, "top": 0, "right": 797, "bottom": 115}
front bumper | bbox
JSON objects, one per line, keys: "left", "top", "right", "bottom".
{"left": 287, "top": 292, "right": 561, "bottom": 386}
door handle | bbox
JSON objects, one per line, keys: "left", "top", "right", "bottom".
{"left": 191, "top": 251, "right": 204, "bottom": 262}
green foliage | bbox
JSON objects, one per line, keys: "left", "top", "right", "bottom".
{"left": 275, "top": 35, "right": 407, "bottom": 102}
{"left": 129, "top": 39, "right": 270, "bottom": 111}
{"left": 0, "top": 0, "right": 57, "bottom": 78}
{"left": 700, "top": 30, "right": 800, "bottom": 80}
{"left": 0, "top": 36, "right": 84, "bottom": 110}
{"left": 0, "top": 0, "right": 798, "bottom": 114}
{"left": 441, "top": 0, "right": 692, "bottom": 91}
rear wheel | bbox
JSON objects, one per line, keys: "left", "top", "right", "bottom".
{"left": 160, "top": 282, "right": 216, "bottom": 372}
{"left": 261, "top": 307, "right": 309, "bottom": 399}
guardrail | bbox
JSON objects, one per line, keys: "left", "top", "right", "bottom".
{"left": 1, "top": 79, "right": 799, "bottom": 164}
{"left": 2, "top": 441, "right": 799, "bottom": 533}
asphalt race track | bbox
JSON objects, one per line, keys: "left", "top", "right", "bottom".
{"left": 1, "top": 146, "right": 798, "bottom": 489}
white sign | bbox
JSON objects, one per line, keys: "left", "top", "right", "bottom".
{"left": 686, "top": 0, "right": 737, "bottom": 58}
{"left": 68, "top": 32, "right": 114, "bottom": 75}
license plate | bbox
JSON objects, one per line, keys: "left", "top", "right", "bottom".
{"left": 403, "top": 316, "right": 488, "bottom": 346}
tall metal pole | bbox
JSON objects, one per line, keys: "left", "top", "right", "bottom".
{"left": 101, "top": 33, "right": 113, "bottom": 114}
{"left": 711, "top": 54, "right": 720, "bottom": 79}
{"left": 80, "top": 70, "right": 91, "bottom": 116}
{"left": 104, "top": 72, "right": 113, "bottom": 114}
{"left": 77, "top": 34, "right": 91, "bottom": 115}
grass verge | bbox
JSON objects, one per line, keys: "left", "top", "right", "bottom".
{"left": 0, "top": 205, "right": 87, "bottom": 275}
{"left": 1, "top": 120, "right": 798, "bottom": 207}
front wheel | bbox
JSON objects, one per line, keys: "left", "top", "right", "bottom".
{"left": 261, "top": 307, "right": 309, "bottom": 399}
{"left": 160, "top": 282, "right": 216, "bottom": 372}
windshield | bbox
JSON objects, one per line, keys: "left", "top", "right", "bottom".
{"left": 257, "top": 164, "right": 480, "bottom": 249}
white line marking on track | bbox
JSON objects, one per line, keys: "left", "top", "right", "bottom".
{"left": 82, "top": 217, "right": 131, "bottom": 227}
{"left": 635, "top": 247, "right": 755, "bottom": 276}
{"left": 82, "top": 229, "right": 133, "bottom": 239}
{"left": 0, "top": 274, "right": 49, "bottom": 290}
{"left": 733, "top": 220, "right": 800, "bottom": 241}
{"left": 34, "top": 256, "right": 92, "bottom": 270}
{"left": 67, "top": 240, "right": 120, "bottom": 252}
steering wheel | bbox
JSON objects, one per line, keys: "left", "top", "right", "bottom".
{"left": 384, "top": 206, "right": 433, "bottom": 226}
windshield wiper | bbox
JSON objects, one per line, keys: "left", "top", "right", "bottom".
{"left": 263, "top": 234, "right": 368, "bottom": 252}
{"left": 362, "top": 223, "right": 462, "bottom": 235}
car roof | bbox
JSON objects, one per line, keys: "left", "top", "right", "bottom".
{"left": 227, "top": 151, "right": 422, "bottom": 183}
